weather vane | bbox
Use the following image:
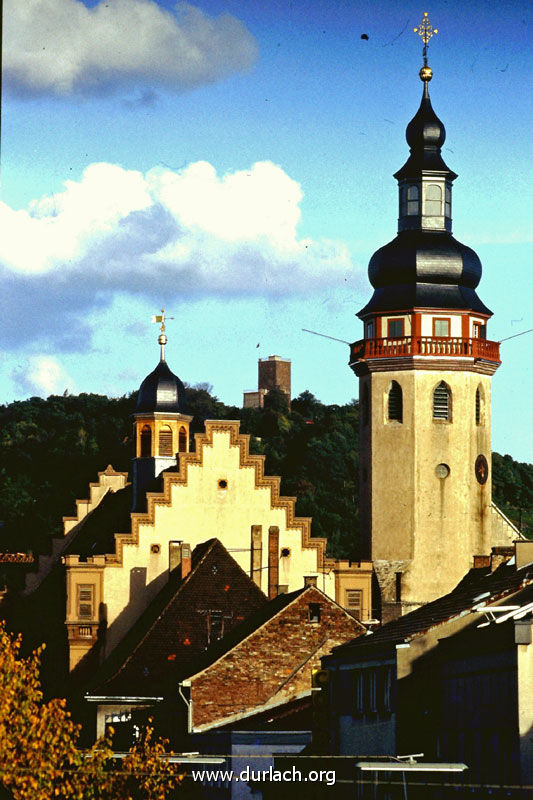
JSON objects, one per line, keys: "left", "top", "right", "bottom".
{"left": 151, "top": 308, "right": 174, "bottom": 360}
{"left": 414, "top": 12, "right": 438, "bottom": 81}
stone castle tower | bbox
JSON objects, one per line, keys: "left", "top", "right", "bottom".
{"left": 350, "top": 57, "right": 516, "bottom": 618}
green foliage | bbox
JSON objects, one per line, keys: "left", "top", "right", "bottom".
{"left": 492, "top": 452, "right": 533, "bottom": 538}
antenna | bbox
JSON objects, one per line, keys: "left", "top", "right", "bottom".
{"left": 302, "top": 328, "right": 351, "bottom": 345}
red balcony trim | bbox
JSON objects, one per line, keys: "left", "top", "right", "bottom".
{"left": 350, "top": 336, "right": 500, "bottom": 364}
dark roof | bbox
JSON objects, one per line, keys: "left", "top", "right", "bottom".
{"left": 135, "top": 359, "right": 187, "bottom": 414}
{"left": 394, "top": 82, "right": 456, "bottom": 181}
{"left": 87, "top": 539, "right": 267, "bottom": 698}
{"left": 358, "top": 230, "right": 490, "bottom": 317}
{"left": 63, "top": 485, "right": 132, "bottom": 557}
{"left": 331, "top": 560, "right": 533, "bottom": 655}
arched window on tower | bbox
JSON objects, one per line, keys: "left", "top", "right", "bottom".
{"left": 475, "top": 386, "right": 484, "bottom": 426}
{"left": 361, "top": 384, "right": 370, "bottom": 427}
{"left": 140, "top": 425, "right": 152, "bottom": 457}
{"left": 407, "top": 185, "right": 419, "bottom": 215}
{"left": 433, "top": 381, "right": 452, "bottom": 421}
{"left": 388, "top": 381, "right": 403, "bottom": 422}
{"left": 158, "top": 425, "right": 173, "bottom": 457}
{"left": 178, "top": 426, "right": 188, "bottom": 452}
{"left": 425, "top": 184, "right": 442, "bottom": 216}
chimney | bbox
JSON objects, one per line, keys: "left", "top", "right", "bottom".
{"left": 490, "top": 546, "right": 514, "bottom": 572}
{"left": 180, "top": 544, "right": 192, "bottom": 579}
{"left": 268, "top": 526, "right": 279, "bottom": 600}
{"left": 473, "top": 555, "right": 491, "bottom": 569}
{"left": 516, "top": 540, "right": 533, "bottom": 569}
{"left": 250, "top": 525, "right": 262, "bottom": 589}
{"left": 304, "top": 575, "right": 318, "bottom": 588}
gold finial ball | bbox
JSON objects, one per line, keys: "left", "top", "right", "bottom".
{"left": 158, "top": 333, "right": 167, "bottom": 345}
{"left": 419, "top": 65, "right": 433, "bottom": 82}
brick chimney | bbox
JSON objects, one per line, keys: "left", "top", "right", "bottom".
{"left": 181, "top": 543, "right": 192, "bottom": 579}
{"left": 268, "top": 526, "right": 279, "bottom": 600}
{"left": 304, "top": 575, "right": 318, "bottom": 588}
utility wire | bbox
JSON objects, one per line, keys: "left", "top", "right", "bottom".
{"left": 500, "top": 327, "right": 533, "bottom": 343}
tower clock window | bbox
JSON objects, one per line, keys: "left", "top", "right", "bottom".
{"left": 388, "top": 381, "right": 403, "bottom": 422}
{"left": 433, "top": 381, "right": 452, "bottom": 421}
{"left": 140, "top": 425, "right": 152, "bottom": 458}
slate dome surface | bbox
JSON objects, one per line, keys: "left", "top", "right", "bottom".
{"left": 135, "top": 360, "right": 187, "bottom": 414}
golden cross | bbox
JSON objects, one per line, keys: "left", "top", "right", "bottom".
{"left": 414, "top": 12, "right": 438, "bottom": 46}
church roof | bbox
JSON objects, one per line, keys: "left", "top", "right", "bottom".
{"left": 135, "top": 359, "right": 187, "bottom": 415}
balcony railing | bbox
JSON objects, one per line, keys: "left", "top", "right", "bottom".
{"left": 350, "top": 336, "right": 500, "bottom": 364}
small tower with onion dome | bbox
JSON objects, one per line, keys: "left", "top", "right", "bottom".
{"left": 132, "top": 310, "right": 192, "bottom": 511}
{"left": 350, "top": 15, "right": 509, "bottom": 619}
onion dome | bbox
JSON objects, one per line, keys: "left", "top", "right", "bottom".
{"left": 394, "top": 82, "right": 457, "bottom": 181}
{"left": 135, "top": 360, "right": 187, "bottom": 414}
{"left": 359, "top": 230, "right": 491, "bottom": 317}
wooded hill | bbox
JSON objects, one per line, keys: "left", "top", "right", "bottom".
{"left": 0, "top": 388, "right": 531, "bottom": 567}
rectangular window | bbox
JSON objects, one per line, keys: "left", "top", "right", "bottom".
{"left": 433, "top": 318, "right": 450, "bottom": 337}
{"left": 77, "top": 584, "right": 94, "bottom": 620}
{"left": 387, "top": 319, "right": 404, "bottom": 338}
{"left": 473, "top": 322, "right": 486, "bottom": 339}
{"left": 345, "top": 589, "right": 363, "bottom": 619}
{"left": 366, "top": 669, "right": 378, "bottom": 713}
{"left": 355, "top": 670, "right": 365, "bottom": 716}
{"left": 207, "top": 610, "right": 224, "bottom": 644}
{"left": 308, "top": 603, "right": 321, "bottom": 623}
{"left": 366, "top": 321, "right": 374, "bottom": 339}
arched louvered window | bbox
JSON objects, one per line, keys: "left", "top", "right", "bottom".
{"left": 178, "top": 426, "right": 188, "bottom": 452}
{"left": 140, "top": 425, "right": 152, "bottom": 457}
{"left": 158, "top": 425, "right": 173, "bottom": 457}
{"left": 433, "top": 381, "right": 451, "bottom": 421}
{"left": 475, "top": 386, "right": 484, "bottom": 426}
{"left": 361, "top": 384, "right": 370, "bottom": 427}
{"left": 388, "top": 381, "right": 403, "bottom": 422}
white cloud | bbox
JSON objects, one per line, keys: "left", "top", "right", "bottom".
{"left": 12, "top": 356, "right": 76, "bottom": 396}
{"left": 4, "top": 0, "right": 258, "bottom": 96}
{"left": 0, "top": 159, "right": 358, "bottom": 350}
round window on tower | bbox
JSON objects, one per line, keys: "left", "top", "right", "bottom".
{"left": 435, "top": 463, "right": 450, "bottom": 479}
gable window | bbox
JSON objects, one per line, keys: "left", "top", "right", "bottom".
{"left": 387, "top": 319, "right": 404, "bottom": 338}
{"left": 178, "top": 426, "right": 187, "bottom": 452}
{"left": 207, "top": 610, "right": 224, "bottom": 644}
{"left": 308, "top": 603, "right": 321, "bottom": 623}
{"left": 406, "top": 184, "right": 419, "bottom": 215}
{"left": 425, "top": 183, "right": 442, "bottom": 216}
{"left": 433, "top": 318, "right": 450, "bottom": 337}
{"left": 77, "top": 584, "right": 95, "bottom": 620}
{"left": 433, "top": 381, "right": 452, "bottom": 421}
{"left": 388, "top": 381, "right": 403, "bottom": 423}
{"left": 158, "top": 425, "right": 173, "bottom": 457}
{"left": 140, "top": 425, "right": 152, "bottom": 457}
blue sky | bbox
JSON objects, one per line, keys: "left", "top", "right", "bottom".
{"left": 1, "top": 0, "right": 532, "bottom": 462}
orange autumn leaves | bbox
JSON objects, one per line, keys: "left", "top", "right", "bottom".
{"left": 0, "top": 622, "right": 183, "bottom": 799}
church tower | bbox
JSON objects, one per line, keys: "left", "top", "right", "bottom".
{"left": 132, "top": 312, "right": 192, "bottom": 511}
{"left": 351, "top": 17, "right": 504, "bottom": 617}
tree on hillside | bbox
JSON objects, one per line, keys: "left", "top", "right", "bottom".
{"left": 0, "top": 621, "right": 182, "bottom": 800}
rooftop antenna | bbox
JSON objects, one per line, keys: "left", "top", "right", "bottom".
{"left": 151, "top": 308, "right": 174, "bottom": 362}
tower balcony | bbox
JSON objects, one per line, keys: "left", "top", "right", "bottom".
{"left": 350, "top": 335, "right": 500, "bottom": 365}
